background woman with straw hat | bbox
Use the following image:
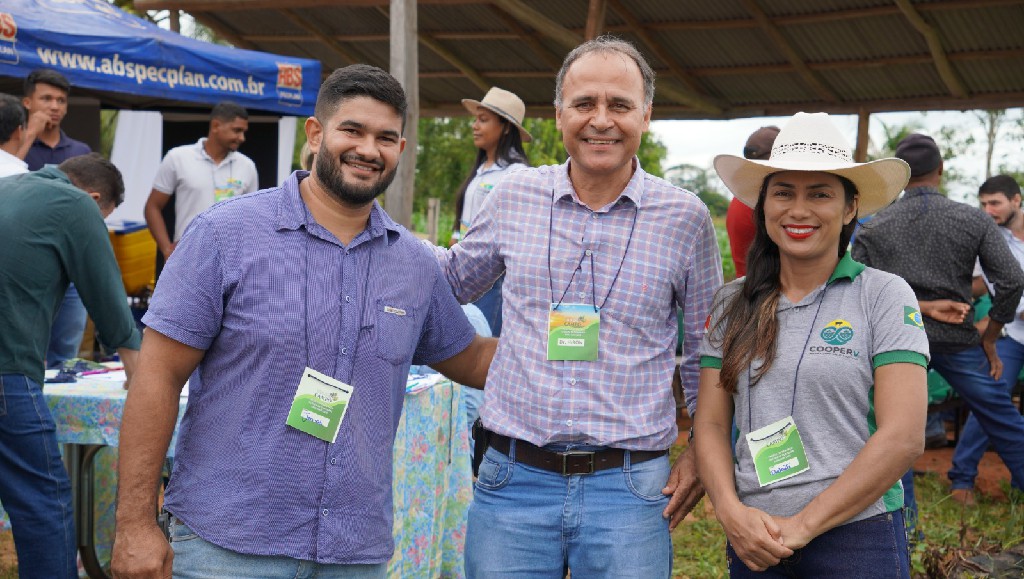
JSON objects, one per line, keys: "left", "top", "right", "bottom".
{"left": 694, "top": 112, "right": 927, "bottom": 577}
{"left": 451, "top": 86, "right": 531, "bottom": 336}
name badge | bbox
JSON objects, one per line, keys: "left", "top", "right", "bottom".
{"left": 285, "top": 367, "right": 353, "bottom": 443}
{"left": 547, "top": 303, "right": 599, "bottom": 361}
{"left": 746, "top": 416, "right": 810, "bottom": 487}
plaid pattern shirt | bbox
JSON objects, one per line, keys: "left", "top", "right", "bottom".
{"left": 442, "top": 159, "right": 722, "bottom": 450}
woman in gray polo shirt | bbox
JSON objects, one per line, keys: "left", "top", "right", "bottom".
{"left": 695, "top": 112, "right": 929, "bottom": 578}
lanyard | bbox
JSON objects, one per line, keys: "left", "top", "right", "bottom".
{"left": 302, "top": 214, "right": 377, "bottom": 378}
{"left": 747, "top": 284, "right": 830, "bottom": 432}
{"left": 546, "top": 191, "right": 639, "bottom": 312}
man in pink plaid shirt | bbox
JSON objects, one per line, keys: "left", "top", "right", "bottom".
{"left": 437, "top": 36, "right": 723, "bottom": 578}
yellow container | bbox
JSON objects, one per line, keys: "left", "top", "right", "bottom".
{"left": 108, "top": 222, "right": 156, "bottom": 295}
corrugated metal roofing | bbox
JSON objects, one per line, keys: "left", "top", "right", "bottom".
{"left": 134, "top": 0, "right": 1024, "bottom": 119}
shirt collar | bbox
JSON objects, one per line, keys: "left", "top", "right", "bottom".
{"left": 828, "top": 252, "right": 866, "bottom": 284}
{"left": 195, "top": 138, "right": 235, "bottom": 166}
{"left": 554, "top": 156, "right": 645, "bottom": 210}
{"left": 277, "top": 171, "right": 402, "bottom": 246}
{"left": 32, "top": 129, "right": 73, "bottom": 151}
{"left": 902, "top": 185, "right": 942, "bottom": 199}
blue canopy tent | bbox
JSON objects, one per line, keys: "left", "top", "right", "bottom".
{"left": 0, "top": 0, "right": 320, "bottom": 115}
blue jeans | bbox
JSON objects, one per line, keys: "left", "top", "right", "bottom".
{"left": 472, "top": 273, "right": 504, "bottom": 337}
{"left": 47, "top": 283, "right": 87, "bottom": 368}
{"left": 728, "top": 510, "right": 909, "bottom": 578}
{"left": 0, "top": 374, "right": 76, "bottom": 578}
{"left": 931, "top": 346, "right": 1024, "bottom": 490}
{"left": 169, "top": 515, "right": 387, "bottom": 578}
{"left": 900, "top": 470, "right": 920, "bottom": 544}
{"left": 465, "top": 443, "right": 673, "bottom": 578}
{"left": 948, "top": 337, "right": 1024, "bottom": 490}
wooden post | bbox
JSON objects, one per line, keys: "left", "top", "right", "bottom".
{"left": 386, "top": 0, "right": 417, "bottom": 228}
{"left": 169, "top": 10, "right": 180, "bottom": 33}
{"left": 855, "top": 108, "right": 870, "bottom": 162}
{"left": 585, "top": 0, "right": 607, "bottom": 40}
{"left": 426, "top": 197, "right": 440, "bottom": 244}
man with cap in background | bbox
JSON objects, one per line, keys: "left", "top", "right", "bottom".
{"left": 725, "top": 126, "right": 779, "bottom": 277}
{"left": 853, "top": 133, "right": 1024, "bottom": 498}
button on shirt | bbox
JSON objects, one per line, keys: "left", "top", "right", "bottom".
{"left": 441, "top": 159, "right": 722, "bottom": 450}
{"left": 143, "top": 171, "right": 476, "bottom": 564}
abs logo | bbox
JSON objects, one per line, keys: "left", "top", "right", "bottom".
{"left": 820, "top": 319, "right": 854, "bottom": 345}
{"left": 0, "top": 13, "right": 19, "bottom": 65}
{"left": 276, "top": 62, "right": 303, "bottom": 107}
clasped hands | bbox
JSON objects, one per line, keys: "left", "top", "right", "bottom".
{"left": 718, "top": 504, "right": 812, "bottom": 572}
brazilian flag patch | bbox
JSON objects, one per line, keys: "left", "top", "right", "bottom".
{"left": 904, "top": 306, "right": 924, "bottom": 329}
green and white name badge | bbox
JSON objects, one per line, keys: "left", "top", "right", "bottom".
{"left": 547, "top": 303, "right": 600, "bottom": 361}
{"left": 285, "top": 367, "right": 353, "bottom": 443}
{"left": 745, "top": 416, "right": 810, "bottom": 487}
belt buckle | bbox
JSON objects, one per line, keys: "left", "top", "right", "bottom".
{"left": 560, "top": 451, "right": 595, "bottom": 476}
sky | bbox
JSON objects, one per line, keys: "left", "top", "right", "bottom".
{"left": 651, "top": 108, "right": 1024, "bottom": 204}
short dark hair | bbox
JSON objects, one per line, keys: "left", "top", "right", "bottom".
{"left": 59, "top": 153, "right": 125, "bottom": 208}
{"left": 0, "top": 93, "right": 25, "bottom": 143}
{"left": 24, "top": 69, "right": 71, "bottom": 97}
{"left": 211, "top": 101, "right": 248, "bottom": 123}
{"left": 313, "top": 64, "right": 407, "bottom": 131}
{"left": 979, "top": 174, "right": 1022, "bottom": 201}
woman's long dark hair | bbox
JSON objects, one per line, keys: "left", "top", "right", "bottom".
{"left": 452, "top": 117, "right": 529, "bottom": 232}
{"left": 712, "top": 173, "right": 859, "bottom": 393}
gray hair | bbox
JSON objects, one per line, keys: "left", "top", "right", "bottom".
{"left": 553, "top": 36, "right": 656, "bottom": 109}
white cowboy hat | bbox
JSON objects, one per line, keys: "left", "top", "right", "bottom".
{"left": 462, "top": 87, "right": 533, "bottom": 143}
{"left": 713, "top": 112, "right": 910, "bottom": 217}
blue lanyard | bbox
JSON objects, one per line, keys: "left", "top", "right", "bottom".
{"left": 546, "top": 191, "right": 639, "bottom": 312}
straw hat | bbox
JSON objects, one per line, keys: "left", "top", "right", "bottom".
{"left": 462, "top": 87, "right": 532, "bottom": 143}
{"left": 713, "top": 112, "right": 910, "bottom": 216}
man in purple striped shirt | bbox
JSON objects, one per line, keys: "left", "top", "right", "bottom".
{"left": 111, "top": 65, "right": 496, "bottom": 579}
{"left": 439, "top": 37, "right": 723, "bottom": 577}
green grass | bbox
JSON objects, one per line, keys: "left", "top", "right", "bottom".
{"left": 668, "top": 444, "right": 1024, "bottom": 578}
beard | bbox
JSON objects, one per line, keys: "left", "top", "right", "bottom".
{"left": 314, "top": 150, "right": 398, "bottom": 207}
{"left": 998, "top": 210, "right": 1017, "bottom": 228}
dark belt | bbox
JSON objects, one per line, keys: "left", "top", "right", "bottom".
{"left": 488, "top": 432, "right": 667, "bottom": 476}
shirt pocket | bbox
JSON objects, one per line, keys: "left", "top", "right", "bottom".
{"left": 374, "top": 298, "right": 419, "bottom": 365}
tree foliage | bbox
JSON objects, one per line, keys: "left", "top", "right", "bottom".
{"left": 664, "top": 163, "right": 730, "bottom": 217}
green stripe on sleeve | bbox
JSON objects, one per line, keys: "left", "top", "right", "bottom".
{"left": 882, "top": 480, "right": 905, "bottom": 513}
{"left": 872, "top": 350, "right": 927, "bottom": 369}
{"left": 700, "top": 355, "right": 723, "bottom": 369}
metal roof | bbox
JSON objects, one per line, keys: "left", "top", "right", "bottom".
{"left": 133, "top": 0, "right": 1024, "bottom": 119}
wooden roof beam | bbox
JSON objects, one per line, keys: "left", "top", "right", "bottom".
{"left": 490, "top": 0, "right": 581, "bottom": 52}
{"left": 606, "top": 0, "right": 723, "bottom": 114}
{"left": 585, "top": 0, "right": 607, "bottom": 40}
{"left": 414, "top": 36, "right": 489, "bottom": 92}
{"left": 280, "top": 9, "right": 361, "bottom": 66}
{"left": 375, "top": 5, "right": 491, "bottom": 93}
{"left": 489, "top": 7, "right": 562, "bottom": 72}
{"left": 740, "top": 0, "right": 839, "bottom": 103}
{"left": 894, "top": 0, "right": 967, "bottom": 98}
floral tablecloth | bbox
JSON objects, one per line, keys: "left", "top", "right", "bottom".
{"left": 0, "top": 377, "right": 472, "bottom": 579}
